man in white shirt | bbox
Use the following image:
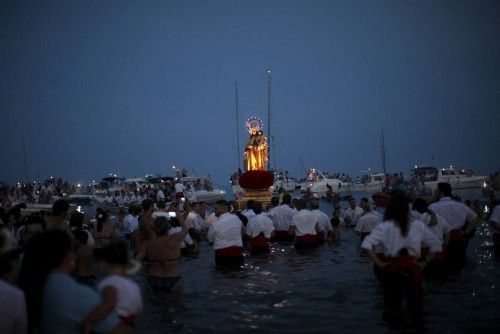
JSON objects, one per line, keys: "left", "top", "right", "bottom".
{"left": 241, "top": 200, "right": 256, "bottom": 220}
{"left": 207, "top": 200, "right": 244, "bottom": 267}
{"left": 341, "top": 198, "right": 363, "bottom": 228}
{"left": 429, "top": 182, "right": 479, "bottom": 265}
{"left": 270, "top": 194, "right": 295, "bottom": 241}
{"left": 310, "top": 200, "right": 332, "bottom": 242}
{"left": 246, "top": 202, "right": 274, "bottom": 254}
{"left": 355, "top": 197, "right": 382, "bottom": 241}
{"left": 174, "top": 182, "right": 184, "bottom": 200}
{"left": 185, "top": 202, "right": 206, "bottom": 241}
{"left": 290, "top": 199, "right": 319, "bottom": 249}
{"left": 156, "top": 188, "right": 165, "bottom": 202}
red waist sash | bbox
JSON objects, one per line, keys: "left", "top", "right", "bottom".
{"left": 120, "top": 315, "right": 136, "bottom": 327}
{"left": 295, "top": 234, "right": 317, "bottom": 246}
{"left": 450, "top": 229, "right": 465, "bottom": 241}
{"left": 378, "top": 254, "right": 422, "bottom": 284}
{"left": 215, "top": 246, "right": 243, "bottom": 257}
{"left": 249, "top": 235, "right": 269, "bottom": 252}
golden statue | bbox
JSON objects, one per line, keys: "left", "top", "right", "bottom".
{"left": 244, "top": 117, "right": 268, "bottom": 171}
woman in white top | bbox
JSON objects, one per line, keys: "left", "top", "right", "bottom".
{"left": 361, "top": 192, "right": 441, "bottom": 313}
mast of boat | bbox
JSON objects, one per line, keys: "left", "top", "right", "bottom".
{"left": 380, "top": 128, "right": 387, "bottom": 174}
{"left": 22, "top": 135, "right": 28, "bottom": 183}
{"left": 234, "top": 81, "right": 241, "bottom": 170}
{"left": 267, "top": 69, "right": 272, "bottom": 170}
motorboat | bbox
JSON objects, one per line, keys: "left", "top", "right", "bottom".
{"left": 412, "top": 166, "right": 487, "bottom": 191}
{"left": 94, "top": 176, "right": 125, "bottom": 196}
{"left": 353, "top": 171, "right": 386, "bottom": 192}
{"left": 272, "top": 171, "right": 299, "bottom": 193}
{"left": 300, "top": 169, "right": 350, "bottom": 194}
{"left": 181, "top": 176, "right": 226, "bottom": 203}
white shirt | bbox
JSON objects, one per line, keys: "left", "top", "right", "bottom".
{"left": 186, "top": 212, "right": 206, "bottom": 232}
{"left": 0, "top": 280, "right": 27, "bottom": 334}
{"left": 207, "top": 212, "right": 243, "bottom": 250}
{"left": 488, "top": 204, "right": 500, "bottom": 233}
{"left": 157, "top": 189, "right": 165, "bottom": 200}
{"left": 246, "top": 213, "right": 275, "bottom": 238}
{"left": 290, "top": 209, "right": 317, "bottom": 237}
{"left": 97, "top": 275, "right": 142, "bottom": 317}
{"left": 270, "top": 204, "right": 296, "bottom": 231}
{"left": 429, "top": 197, "right": 477, "bottom": 230}
{"left": 241, "top": 209, "right": 256, "bottom": 220}
{"left": 174, "top": 183, "right": 184, "bottom": 193}
{"left": 411, "top": 211, "right": 450, "bottom": 243}
{"left": 355, "top": 211, "right": 382, "bottom": 234}
{"left": 123, "top": 214, "right": 139, "bottom": 233}
{"left": 361, "top": 219, "right": 442, "bottom": 257}
{"left": 169, "top": 226, "right": 193, "bottom": 248}
{"left": 341, "top": 206, "right": 364, "bottom": 227}
{"left": 205, "top": 212, "right": 217, "bottom": 227}
{"left": 311, "top": 209, "right": 332, "bottom": 234}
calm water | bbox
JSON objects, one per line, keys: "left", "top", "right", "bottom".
{"left": 89, "top": 190, "right": 500, "bottom": 333}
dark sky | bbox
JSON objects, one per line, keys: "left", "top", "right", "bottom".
{"left": 1, "top": 0, "right": 499, "bottom": 186}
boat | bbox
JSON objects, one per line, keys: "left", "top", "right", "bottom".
{"left": 272, "top": 171, "right": 299, "bottom": 193}
{"left": 181, "top": 176, "right": 226, "bottom": 203}
{"left": 300, "top": 169, "right": 350, "bottom": 195}
{"left": 411, "top": 166, "right": 487, "bottom": 191}
{"left": 353, "top": 171, "right": 386, "bottom": 192}
{"left": 94, "top": 176, "right": 125, "bottom": 196}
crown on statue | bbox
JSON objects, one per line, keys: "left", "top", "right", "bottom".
{"left": 245, "top": 116, "right": 263, "bottom": 134}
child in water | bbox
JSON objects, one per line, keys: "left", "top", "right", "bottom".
{"left": 82, "top": 240, "right": 142, "bottom": 333}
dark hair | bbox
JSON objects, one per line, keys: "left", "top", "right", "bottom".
{"left": 52, "top": 199, "right": 70, "bottom": 216}
{"left": 384, "top": 192, "right": 410, "bottom": 236}
{"left": 19, "top": 231, "right": 73, "bottom": 331}
{"left": 295, "top": 198, "right": 307, "bottom": 210}
{"left": 215, "top": 200, "right": 230, "bottom": 211}
{"left": 412, "top": 198, "right": 428, "bottom": 214}
{"left": 253, "top": 202, "right": 263, "bottom": 215}
{"left": 69, "top": 211, "right": 84, "bottom": 230}
{"left": 246, "top": 200, "right": 256, "bottom": 211}
{"left": 154, "top": 216, "right": 170, "bottom": 236}
{"left": 9, "top": 203, "right": 27, "bottom": 220}
{"left": 271, "top": 196, "right": 279, "bottom": 206}
{"left": 282, "top": 193, "right": 292, "bottom": 205}
{"left": 438, "top": 182, "right": 452, "bottom": 197}
{"left": 99, "top": 240, "right": 128, "bottom": 265}
{"left": 360, "top": 197, "right": 369, "bottom": 203}
{"left": 142, "top": 199, "right": 154, "bottom": 212}
{"left": 96, "top": 209, "right": 109, "bottom": 233}
{"left": 310, "top": 200, "right": 320, "bottom": 210}
{"left": 157, "top": 201, "right": 166, "bottom": 209}
{"left": 73, "top": 229, "right": 89, "bottom": 245}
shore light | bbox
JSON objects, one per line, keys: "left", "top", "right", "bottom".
{"left": 77, "top": 184, "right": 81, "bottom": 188}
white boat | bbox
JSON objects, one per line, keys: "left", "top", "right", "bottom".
{"left": 353, "top": 171, "right": 386, "bottom": 192}
{"left": 300, "top": 169, "right": 350, "bottom": 194}
{"left": 412, "top": 166, "right": 487, "bottom": 190}
{"left": 272, "top": 171, "right": 299, "bottom": 192}
{"left": 181, "top": 176, "right": 226, "bottom": 203}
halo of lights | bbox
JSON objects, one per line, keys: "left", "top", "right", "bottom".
{"left": 245, "top": 116, "right": 264, "bottom": 134}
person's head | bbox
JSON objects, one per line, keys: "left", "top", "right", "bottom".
{"left": 246, "top": 200, "right": 256, "bottom": 211}
{"left": 142, "top": 198, "right": 154, "bottom": 215}
{"left": 360, "top": 197, "right": 371, "bottom": 212}
{"left": 98, "top": 240, "right": 129, "bottom": 275}
{"left": 333, "top": 201, "right": 341, "bottom": 210}
{"left": 437, "top": 182, "right": 452, "bottom": 198}
{"left": 310, "top": 200, "right": 320, "bottom": 210}
{"left": 282, "top": 193, "right": 292, "bottom": 205}
{"left": 271, "top": 196, "right": 280, "bottom": 207}
{"left": 95, "top": 209, "right": 109, "bottom": 232}
{"left": 157, "top": 200, "right": 166, "bottom": 210}
{"left": 384, "top": 192, "right": 410, "bottom": 236}
{"left": 295, "top": 198, "right": 307, "bottom": 211}
{"left": 191, "top": 202, "right": 202, "bottom": 214}
{"left": 412, "top": 198, "right": 428, "bottom": 214}
{"left": 69, "top": 211, "right": 84, "bottom": 230}
{"left": 253, "top": 202, "right": 263, "bottom": 215}
{"left": 154, "top": 216, "right": 170, "bottom": 236}
{"left": 19, "top": 231, "right": 74, "bottom": 330}
{"left": 214, "top": 200, "right": 230, "bottom": 217}
{"left": 52, "top": 199, "right": 70, "bottom": 218}
{"left": 349, "top": 197, "right": 356, "bottom": 209}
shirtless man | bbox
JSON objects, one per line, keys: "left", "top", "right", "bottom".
{"left": 135, "top": 213, "right": 187, "bottom": 293}
{"left": 45, "top": 199, "right": 71, "bottom": 232}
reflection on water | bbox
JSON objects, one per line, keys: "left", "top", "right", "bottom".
{"left": 88, "top": 190, "right": 500, "bottom": 332}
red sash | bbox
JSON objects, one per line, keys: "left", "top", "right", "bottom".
{"left": 295, "top": 234, "right": 318, "bottom": 247}
{"left": 120, "top": 315, "right": 136, "bottom": 327}
{"left": 249, "top": 235, "right": 269, "bottom": 252}
{"left": 421, "top": 247, "right": 445, "bottom": 263}
{"left": 317, "top": 230, "right": 325, "bottom": 242}
{"left": 378, "top": 254, "right": 422, "bottom": 284}
{"left": 215, "top": 246, "right": 243, "bottom": 258}
{"left": 450, "top": 229, "right": 464, "bottom": 241}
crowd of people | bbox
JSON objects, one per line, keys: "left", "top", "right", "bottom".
{"left": 0, "top": 180, "right": 499, "bottom": 333}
